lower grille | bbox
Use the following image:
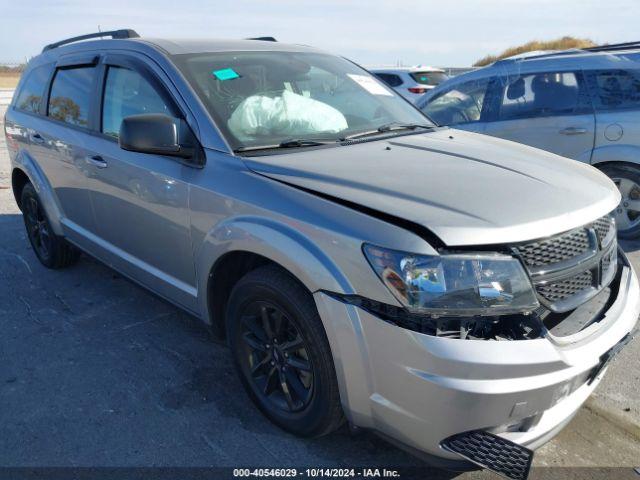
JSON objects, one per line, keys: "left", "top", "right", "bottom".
{"left": 441, "top": 430, "right": 533, "bottom": 480}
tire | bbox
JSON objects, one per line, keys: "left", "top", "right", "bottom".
{"left": 227, "top": 265, "right": 344, "bottom": 437}
{"left": 600, "top": 164, "right": 640, "bottom": 240}
{"left": 20, "top": 183, "right": 81, "bottom": 269}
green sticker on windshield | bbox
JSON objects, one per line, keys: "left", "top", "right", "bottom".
{"left": 213, "top": 68, "right": 240, "bottom": 81}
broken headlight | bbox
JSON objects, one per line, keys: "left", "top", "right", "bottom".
{"left": 363, "top": 244, "right": 539, "bottom": 316}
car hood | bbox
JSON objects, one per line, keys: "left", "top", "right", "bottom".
{"left": 242, "top": 129, "right": 620, "bottom": 246}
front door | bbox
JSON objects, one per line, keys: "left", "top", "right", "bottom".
{"left": 83, "top": 55, "right": 198, "bottom": 311}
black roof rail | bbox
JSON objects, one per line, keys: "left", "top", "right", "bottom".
{"left": 246, "top": 36, "right": 277, "bottom": 42}
{"left": 583, "top": 41, "right": 640, "bottom": 53}
{"left": 42, "top": 29, "right": 140, "bottom": 53}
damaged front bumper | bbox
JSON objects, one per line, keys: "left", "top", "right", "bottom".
{"left": 313, "top": 254, "right": 640, "bottom": 469}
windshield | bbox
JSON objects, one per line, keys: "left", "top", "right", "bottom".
{"left": 172, "top": 51, "right": 433, "bottom": 150}
{"left": 410, "top": 71, "right": 449, "bottom": 86}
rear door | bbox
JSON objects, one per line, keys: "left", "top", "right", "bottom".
{"left": 16, "top": 56, "right": 100, "bottom": 244}
{"left": 585, "top": 68, "right": 640, "bottom": 160}
{"left": 482, "top": 70, "right": 596, "bottom": 161}
{"left": 82, "top": 53, "right": 199, "bottom": 311}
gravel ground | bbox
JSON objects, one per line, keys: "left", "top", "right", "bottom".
{"left": 1, "top": 94, "right": 639, "bottom": 477}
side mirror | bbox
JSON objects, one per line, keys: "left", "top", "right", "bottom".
{"left": 119, "top": 113, "right": 198, "bottom": 160}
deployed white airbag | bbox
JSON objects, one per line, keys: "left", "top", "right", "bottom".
{"left": 228, "top": 90, "right": 348, "bottom": 141}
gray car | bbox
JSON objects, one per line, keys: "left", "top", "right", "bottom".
{"left": 417, "top": 43, "right": 640, "bottom": 238}
{"left": 4, "top": 30, "right": 639, "bottom": 479}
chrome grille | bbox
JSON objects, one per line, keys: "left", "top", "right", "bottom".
{"left": 593, "top": 215, "right": 615, "bottom": 244}
{"left": 517, "top": 229, "right": 589, "bottom": 267}
{"left": 513, "top": 214, "right": 617, "bottom": 312}
{"left": 537, "top": 271, "right": 593, "bottom": 302}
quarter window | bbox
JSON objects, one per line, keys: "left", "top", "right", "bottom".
{"left": 586, "top": 69, "right": 640, "bottom": 111}
{"left": 14, "top": 65, "right": 52, "bottom": 114}
{"left": 421, "top": 78, "right": 491, "bottom": 125}
{"left": 498, "top": 71, "right": 590, "bottom": 120}
{"left": 101, "top": 66, "right": 172, "bottom": 138}
{"left": 48, "top": 66, "right": 96, "bottom": 126}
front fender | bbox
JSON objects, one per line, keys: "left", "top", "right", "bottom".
{"left": 195, "top": 215, "right": 355, "bottom": 324}
{"left": 591, "top": 144, "right": 640, "bottom": 166}
{"left": 13, "top": 150, "right": 65, "bottom": 236}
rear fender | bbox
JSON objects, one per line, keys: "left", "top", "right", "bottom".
{"left": 591, "top": 144, "right": 640, "bottom": 167}
{"left": 13, "top": 150, "right": 64, "bottom": 236}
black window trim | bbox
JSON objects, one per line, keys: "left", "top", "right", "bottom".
{"left": 45, "top": 55, "right": 101, "bottom": 132}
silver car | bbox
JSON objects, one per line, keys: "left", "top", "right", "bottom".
{"left": 417, "top": 43, "right": 640, "bottom": 238}
{"left": 4, "top": 30, "right": 639, "bottom": 479}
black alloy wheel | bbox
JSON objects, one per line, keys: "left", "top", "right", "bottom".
{"left": 23, "top": 190, "right": 53, "bottom": 262}
{"left": 227, "top": 265, "right": 344, "bottom": 437}
{"left": 238, "top": 302, "right": 314, "bottom": 413}
{"left": 20, "top": 182, "right": 80, "bottom": 268}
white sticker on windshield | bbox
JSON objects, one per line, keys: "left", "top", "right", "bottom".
{"left": 347, "top": 74, "right": 393, "bottom": 96}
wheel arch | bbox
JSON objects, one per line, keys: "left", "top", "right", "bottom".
{"left": 198, "top": 216, "right": 354, "bottom": 338}
{"left": 593, "top": 159, "right": 640, "bottom": 172}
{"left": 591, "top": 144, "right": 640, "bottom": 168}
{"left": 11, "top": 167, "right": 30, "bottom": 209}
{"left": 11, "top": 153, "right": 65, "bottom": 236}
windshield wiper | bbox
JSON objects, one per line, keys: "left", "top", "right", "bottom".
{"left": 234, "top": 138, "right": 337, "bottom": 153}
{"left": 341, "top": 123, "right": 434, "bottom": 141}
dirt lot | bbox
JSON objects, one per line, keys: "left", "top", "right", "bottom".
{"left": 0, "top": 72, "right": 21, "bottom": 89}
{"left": 1, "top": 95, "right": 639, "bottom": 478}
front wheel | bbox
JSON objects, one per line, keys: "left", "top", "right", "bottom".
{"left": 600, "top": 164, "right": 640, "bottom": 239}
{"left": 226, "top": 265, "right": 344, "bottom": 437}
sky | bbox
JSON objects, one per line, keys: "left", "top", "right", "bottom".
{"left": 0, "top": 0, "right": 638, "bottom": 67}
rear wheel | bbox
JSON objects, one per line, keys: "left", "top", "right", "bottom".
{"left": 600, "top": 164, "right": 640, "bottom": 239}
{"left": 21, "top": 183, "right": 80, "bottom": 269}
{"left": 227, "top": 265, "right": 344, "bottom": 437}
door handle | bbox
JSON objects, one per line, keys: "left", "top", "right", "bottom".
{"left": 559, "top": 127, "right": 588, "bottom": 135}
{"left": 86, "top": 155, "right": 108, "bottom": 169}
{"left": 29, "top": 132, "right": 44, "bottom": 144}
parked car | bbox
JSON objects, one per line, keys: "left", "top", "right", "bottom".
{"left": 370, "top": 66, "right": 449, "bottom": 103}
{"left": 417, "top": 43, "right": 640, "bottom": 238}
{"left": 5, "top": 30, "right": 639, "bottom": 480}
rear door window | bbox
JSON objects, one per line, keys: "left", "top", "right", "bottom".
{"left": 47, "top": 66, "right": 97, "bottom": 127}
{"left": 14, "top": 65, "right": 52, "bottom": 114}
{"left": 498, "top": 71, "right": 591, "bottom": 120}
{"left": 586, "top": 69, "right": 640, "bottom": 111}
{"left": 101, "top": 66, "right": 172, "bottom": 138}
{"left": 374, "top": 73, "right": 403, "bottom": 87}
{"left": 421, "top": 77, "right": 491, "bottom": 125}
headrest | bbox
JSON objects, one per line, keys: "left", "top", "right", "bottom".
{"left": 506, "top": 78, "right": 525, "bottom": 99}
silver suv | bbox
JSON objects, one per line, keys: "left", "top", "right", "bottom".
{"left": 369, "top": 66, "right": 449, "bottom": 103}
{"left": 417, "top": 43, "right": 640, "bottom": 238}
{"left": 4, "top": 30, "right": 639, "bottom": 479}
